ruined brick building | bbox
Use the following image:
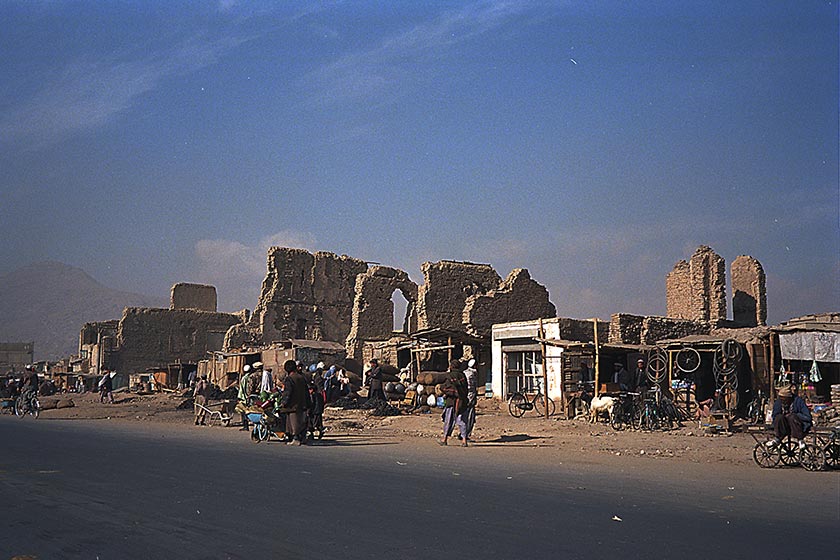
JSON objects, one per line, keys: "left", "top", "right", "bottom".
{"left": 224, "top": 248, "right": 556, "bottom": 360}
{"left": 666, "top": 245, "right": 766, "bottom": 327}
{"left": 80, "top": 283, "right": 244, "bottom": 377}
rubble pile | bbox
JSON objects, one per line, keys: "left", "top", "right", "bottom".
{"left": 329, "top": 396, "right": 401, "bottom": 416}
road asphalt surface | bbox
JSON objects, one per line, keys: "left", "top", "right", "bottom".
{"left": 1, "top": 417, "right": 838, "bottom": 559}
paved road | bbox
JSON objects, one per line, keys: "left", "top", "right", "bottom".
{"left": 1, "top": 417, "right": 837, "bottom": 559}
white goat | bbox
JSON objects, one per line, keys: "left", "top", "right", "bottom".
{"left": 589, "top": 395, "right": 615, "bottom": 423}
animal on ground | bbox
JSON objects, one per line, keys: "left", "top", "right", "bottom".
{"left": 589, "top": 395, "right": 615, "bottom": 423}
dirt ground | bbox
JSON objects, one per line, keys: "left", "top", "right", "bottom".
{"left": 27, "top": 390, "right": 774, "bottom": 469}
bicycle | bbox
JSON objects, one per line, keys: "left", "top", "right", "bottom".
{"left": 746, "top": 389, "right": 767, "bottom": 425}
{"left": 610, "top": 391, "right": 641, "bottom": 431}
{"left": 14, "top": 392, "right": 40, "bottom": 419}
{"left": 508, "top": 382, "right": 556, "bottom": 418}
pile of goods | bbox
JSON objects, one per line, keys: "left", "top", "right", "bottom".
{"left": 832, "top": 384, "right": 840, "bottom": 406}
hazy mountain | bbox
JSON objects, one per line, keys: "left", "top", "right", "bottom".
{"left": 0, "top": 261, "right": 166, "bottom": 360}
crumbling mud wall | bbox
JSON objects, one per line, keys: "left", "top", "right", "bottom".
{"left": 116, "top": 308, "right": 241, "bottom": 373}
{"left": 666, "top": 246, "right": 726, "bottom": 323}
{"left": 731, "top": 255, "right": 767, "bottom": 327}
{"left": 463, "top": 269, "right": 556, "bottom": 338}
{"left": 609, "top": 313, "right": 645, "bottom": 345}
{"left": 345, "top": 266, "right": 418, "bottom": 360}
{"left": 416, "top": 261, "right": 502, "bottom": 332}
{"left": 251, "top": 248, "right": 368, "bottom": 345}
{"left": 170, "top": 283, "right": 217, "bottom": 312}
{"left": 557, "top": 317, "right": 609, "bottom": 343}
{"left": 610, "top": 313, "right": 709, "bottom": 345}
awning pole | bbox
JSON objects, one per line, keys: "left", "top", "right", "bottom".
{"left": 539, "top": 318, "right": 549, "bottom": 419}
{"left": 593, "top": 318, "right": 600, "bottom": 398}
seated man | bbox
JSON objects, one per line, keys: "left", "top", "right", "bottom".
{"left": 768, "top": 385, "right": 812, "bottom": 449}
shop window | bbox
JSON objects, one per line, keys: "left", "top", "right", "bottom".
{"left": 504, "top": 350, "right": 543, "bottom": 395}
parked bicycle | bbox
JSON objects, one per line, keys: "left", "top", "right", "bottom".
{"left": 508, "top": 381, "right": 556, "bottom": 418}
{"left": 636, "top": 390, "right": 663, "bottom": 431}
{"left": 610, "top": 391, "right": 641, "bottom": 431}
{"left": 746, "top": 389, "right": 767, "bottom": 425}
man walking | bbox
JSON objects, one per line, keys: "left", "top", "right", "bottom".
{"left": 439, "top": 359, "right": 469, "bottom": 447}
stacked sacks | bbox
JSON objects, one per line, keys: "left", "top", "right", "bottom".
{"left": 384, "top": 381, "right": 406, "bottom": 401}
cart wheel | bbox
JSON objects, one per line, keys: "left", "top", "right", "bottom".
{"left": 221, "top": 417, "right": 231, "bottom": 427}
{"left": 779, "top": 440, "right": 800, "bottom": 466}
{"left": 800, "top": 444, "right": 826, "bottom": 472}
{"left": 752, "top": 442, "right": 781, "bottom": 468}
{"left": 823, "top": 443, "right": 840, "bottom": 469}
{"left": 257, "top": 423, "right": 270, "bottom": 441}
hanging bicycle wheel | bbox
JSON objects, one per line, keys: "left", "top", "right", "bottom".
{"left": 721, "top": 339, "right": 742, "bottom": 361}
{"left": 508, "top": 393, "right": 528, "bottom": 418}
{"left": 646, "top": 349, "right": 668, "bottom": 384}
{"left": 676, "top": 347, "right": 701, "bottom": 373}
{"left": 534, "top": 395, "right": 556, "bottom": 418}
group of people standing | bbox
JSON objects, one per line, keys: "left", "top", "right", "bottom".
{"left": 222, "top": 359, "right": 336, "bottom": 445}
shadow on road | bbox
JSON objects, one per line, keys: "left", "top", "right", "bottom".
{"left": 257, "top": 434, "right": 398, "bottom": 447}
{"left": 479, "top": 433, "right": 546, "bottom": 446}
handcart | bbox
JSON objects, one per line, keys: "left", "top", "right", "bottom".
{"left": 194, "top": 399, "right": 235, "bottom": 426}
{"left": 247, "top": 411, "right": 287, "bottom": 443}
{"left": 749, "top": 425, "right": 840, "bottom": 471}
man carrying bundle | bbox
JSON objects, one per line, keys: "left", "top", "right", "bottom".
{"left": 439, "top": 359, "right": 469, "bottom": 447}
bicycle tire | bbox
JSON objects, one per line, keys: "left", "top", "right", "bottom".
{"left": 508, "top": 393, "right": 528, "bottom": 418}
{"left": 610, "top": 406, "right": 626, "bottom": 431}
{"left": 713, "top": 348, "right": 737, "bottom": 375}
{"left": 646, "top": 349, "right": 668, "bottom": 384}
{"left": 30, "top": 399, "right": 40, "bottom": 419}
{"left": 753, "top": 443, "right": 780, "bottom": 468}
{"left": 250, "top": 426, "right": 262, "bottom": 443}
{"left": 721, "top": 339, "right": 742, "bottom": 361}
{"left": 14, "top": 397, "right": 24, "bottom": 418}
{"left": 676, "top": 347, "right": 701, "bottom": 373}
{"left": 534, "top": 394, "right": 555, "bottom": 417}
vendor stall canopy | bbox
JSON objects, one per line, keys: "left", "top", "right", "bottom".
{"left": 774, "top": 313, "right": 840, "bottom": 363}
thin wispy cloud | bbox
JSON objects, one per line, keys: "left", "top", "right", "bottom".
{"left": 303, "top": 0, "right": 526, "bottom": 107}
{"left": 0, "top": 34, "right": 247, "bottom": 150}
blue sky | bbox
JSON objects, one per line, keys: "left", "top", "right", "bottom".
{"left": 1, "top": 1, "right": 837, "bottom": 325}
